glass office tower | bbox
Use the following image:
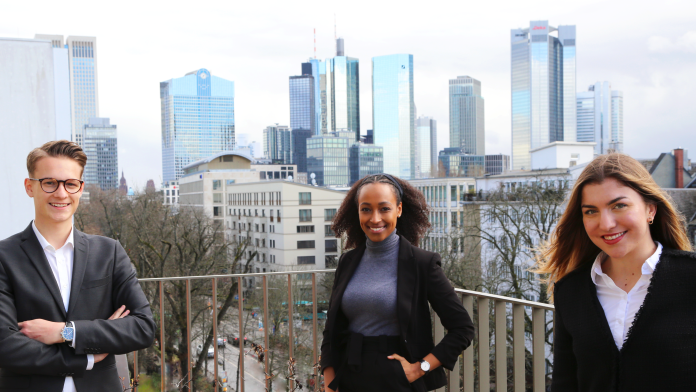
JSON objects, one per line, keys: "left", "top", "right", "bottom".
{"left": 449, "top": 76, "right": 485, "bottom": 155}
{"left": 309, "top": 59, "right": 327, "bottom": 135}
{"left": 326, "top": 53, "right": 360, "bottom": 140}
{"left": 416, "top": 116, "right": 434, "bottom": 178}
{"left": 263, "top": 124, "right": 291, "bottom": 163}
{"left": 510, "top": 21, "right": 576, "bottom": 170}
{"left": 306, "top": 132, "right": 350, "bottom": 186}
{"left": 289, "top": 74, "right": 315, "bottom": 134}
{"left": 349, "top": 142, "right": 384, "bottom": 185}
{"left": 372, "top": 54, "right": 415, "bottom": 179}
{"left": 576, "top": 82, "right": 624, "bottom": 154}
{"left": 83, "top": 118, "right": 118, "bottom": 190}
{"left": 160, "top": 69, "right": 235, "bottom": 184}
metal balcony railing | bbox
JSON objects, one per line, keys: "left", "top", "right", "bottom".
{"left": 125, "top": 270, "right": 554, "bottom": 392}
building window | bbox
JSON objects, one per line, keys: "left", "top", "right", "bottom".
{"left": 255, "top": 224, "right": 259, "bottom": 232}
{"left": 297, "top": 240, "right": 315, "bottom": 249}
{"left": 277, "top": 209, "right": 281, "bottom": 222}
{"left": 262, "top": 239, "right": 266, "bottom": 247}
{"left": 325, "top": 255, "right": 338, "bottom": 268}
{"left": 255, "top": 238, "right": 259, "bottom": 247}
{"left": 213, "top": 206, "right": 222, "bottom": 217}
{"left": 213, "top": 180, "right": 221, "bottom": 190}
{"left": 324, "top": 208, "right": 337, "bottom": 221}
{"left": 261, "top": 224, "right": 265, "bottom": 232}
{"left": 297, "top": 225, "right": 315, "bottom": 233}
{"left": 299, "top": 192, "right": 312, "bottom": 205}
{"left": 213, "top": 193, "right": 223, "bottom": 204}
{"left": 299, "top": 209, "right": 312, "bottom": 222}
{"left": 262, "top": 253, "right": 266, "bottom": 262}
{"left": 270, "top": 240, "right": 275, "bottom": 248}
{"left": 325, "top": 239, "right": 338, "bottom": 252}
{"left": 298, "top": 256, "right": 316, "bottom": 265}
{"left": 324, "top": 225, "right": 335, "bottom": 237}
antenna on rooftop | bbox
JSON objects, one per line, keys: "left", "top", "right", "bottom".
{"left": 314, "top": 28, "right": 317, "bottom": 59}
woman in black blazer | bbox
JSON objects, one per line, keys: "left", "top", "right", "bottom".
{"left": 537, "top": 154, "right": 696, "bottom": 391}
{"left": 320, "top": 174, "right": 474, "bottom": 392}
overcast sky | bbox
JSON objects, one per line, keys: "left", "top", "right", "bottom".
{"left": 2, "top": 0, "right": 695, "bottom": 189}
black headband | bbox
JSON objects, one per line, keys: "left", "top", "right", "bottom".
{"left": 364, "top": 173, "right": 403, "bottom": 199}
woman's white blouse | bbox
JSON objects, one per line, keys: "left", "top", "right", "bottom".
{"left": 590, "top": 242, "right": 662, "bottom": 350}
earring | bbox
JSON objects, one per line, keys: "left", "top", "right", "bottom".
{"left": 648, "top": 217, "right": 654, "bottom": 225}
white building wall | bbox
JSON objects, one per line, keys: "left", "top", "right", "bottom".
{"left": 0, "top": 38, "right": 57, "bottom": 240}
{"left": 529, "top": 141, "right": 595, "bottom": 170}
{"left": 52, "top": 47, "right": 72, "bottom": 141}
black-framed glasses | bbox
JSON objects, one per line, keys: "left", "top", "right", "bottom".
{"left": 29, "top": 178, "right": 84, "bottom": 194}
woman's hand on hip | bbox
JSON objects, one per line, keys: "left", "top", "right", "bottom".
{"left": 388, "top": 353, "right": 424, "bottom": 383}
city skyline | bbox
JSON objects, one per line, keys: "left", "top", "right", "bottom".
{"left": 4, "top": 0, "right": 694, "bottom": 188}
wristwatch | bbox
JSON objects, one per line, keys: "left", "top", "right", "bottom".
{"left": 419, "top": 359, "right": 431, "bottom": 374}
{"left": 61, "top": 321, "right": 75, "bottom": 343}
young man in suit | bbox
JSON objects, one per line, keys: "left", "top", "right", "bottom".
{"left": 0, "top": 140, "right": 156, "bottom": 391}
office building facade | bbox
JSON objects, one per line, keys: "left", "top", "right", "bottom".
{"left": 349, "top": 142, "right": 384, "bottom": 185}
{"left": 83, "top": 118, "right": 118, "bottom": 190}
{"left": 484, "top": 154, "right": 511, "bottom": 175}
{"left": 263, "top": 124, "right": 291, "bottom": 164}
{"left": 449, "top": 76, "right": 485, "bottom": 156}
{"left": 511, "top": 21, "right": 576, "bottom": 170}
{"left": 291, "top": 128, "right": 312, "bottom": 173}
{"left": 576, "top": 82, "right": 624, "bottom": 154}
{"left": 438, "top": 148, "right": 486, "bottom": 178}
{"left": 160, "top": 68, "right": 235, "bottom": 184}
{"left": 306, "top": 132, "right": 351, "bottom": 187}
{"left": 416, "top": 116, "right": 435, "bottom": 178}
{"left": 289, "top": 74, "right": 315, "bottom": 134}
{"left": 326, "top": 54, "right": 360, "bottom": 140}
{"left": 372, "top": 54, "right": 416, "bottom": 179}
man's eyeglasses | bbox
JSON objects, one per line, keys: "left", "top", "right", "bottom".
{"left": 29, "top": 178, "right": 84, "bottom": 194}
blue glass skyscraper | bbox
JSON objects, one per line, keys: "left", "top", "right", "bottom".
{"left": 449, "top": 76, "right": 485, "bottom": 156}
{"left": 372, "top": 54, "right": 415, "bottom": 179}
{"left": 511, "top": 21, "right": 576, "bottom": 170}
{"left": 326, "top": 51, "right": 360, "bottom": 140}
{"left": 83, "top": 118, "right": 118, "bottom": 190}
{"left": 160, "top": 69, "right": 235, "bottom": 184}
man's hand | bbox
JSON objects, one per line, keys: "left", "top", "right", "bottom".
{"left": 108, "top": 305, "right": 130, "bottom": 320}
{"left": 94, "top": 353, "right": 109, "bottom": 363}
{"left": 18, "top": 319, "right": 64, "bottom": 345}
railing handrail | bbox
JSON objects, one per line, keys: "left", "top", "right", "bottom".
{"left": 138, "top": 268, "right": 337, "bottom": 282}
{"left": 454, "top": 288, "right": 555, "bottom": 311}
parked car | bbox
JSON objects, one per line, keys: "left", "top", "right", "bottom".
{"left": 228, "top": 335, "right": 248, "bottom": 347}
{"left": 217, "top": 338, "right": 227, "bottom": 347}
{"left": 207, "top": 347, "right": 214, "bottom": 358}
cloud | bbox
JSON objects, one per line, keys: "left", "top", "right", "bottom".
{"left": 647, "top": 31, "right": 696, "bottom": 53}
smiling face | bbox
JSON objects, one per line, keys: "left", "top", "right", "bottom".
{"left": 25, "top": 156, "right": 83, "bottom": 228}
{"left": 357, "top": 182, "right": 402, "bottom": 243}
{"left": 581, "top": 177, "right": 656, "bottom": 262}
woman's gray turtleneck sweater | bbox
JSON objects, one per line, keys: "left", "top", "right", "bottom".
{"left": 341, "top": 229, "right": 400, "bottom": 336}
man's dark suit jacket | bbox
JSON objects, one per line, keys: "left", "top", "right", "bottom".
{"left": 552, "top": 247, "right": 696, "bottom": 392}
{"left": 0, "top": 223, "right": 156, "bottom": 391}
{"left": 320, "top": 234, "right": 475, "bottom": 392}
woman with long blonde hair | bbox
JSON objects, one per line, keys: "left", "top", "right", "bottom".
{"left": 537, "top": 154, "right": 695, "bottom": 391}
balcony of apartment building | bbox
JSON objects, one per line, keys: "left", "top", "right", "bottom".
{"left": 116, "top": 269, "right": 554, "bottom": 392}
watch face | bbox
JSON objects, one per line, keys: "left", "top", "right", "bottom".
{"left": 421, "top": 361, "right": 430, "bottom": 372}
{"left": 62, "top": 327, "right": 75, "bottom": 341}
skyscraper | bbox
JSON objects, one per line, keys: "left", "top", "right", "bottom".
{"left": 291, "top": 128, "right": 312, "bottom": 172}
{"left": 308, "top": 58, "right": 327, "bottom": 135}
{"left": 306, "top": 132, "right": 350, "bottom": 186}
{"left": 35, "top": 34, "right": 99, "bottom": 145}
{"left": 372, "top": 54, "right": 415, "bottom": 179}
{"left": 350, "top": 142, "right": 384, "bottom": 185}
{"left": 325, "top": 39, "right": 360, "bottom": 140}
{"left": 160, "top": 69, "right": 235, "bottom": 184}
{"left": 510, "top": 21, "right": 576, "bottom": 170}
{"left": 416, "top": 116, "right": 435, "bottom": 178}
{"left": 449, "top": 76, "right": 485, "bottom": 156}
{"left": 289, "top": 74, "right": 315, "bottom": 133}
{"left": 83, "top": 118, "right": 118, "bottom": 190}
{"left": 577, "top": 82, "right": 624, "bottom": 154}
{"left": 263, "top": 124, "right": 291, "bottom": 163}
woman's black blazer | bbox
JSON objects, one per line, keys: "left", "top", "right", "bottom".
{"left": 320, "top": 234, "right": 474, "bottom": 391}
{"left": 552, "top": 247, "right": 696, "bottom": 392}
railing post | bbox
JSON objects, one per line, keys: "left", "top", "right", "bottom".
{"left": 478, "top": 297, "right": 490, "bottom": 392}
{"left": 186, "top": 279, "right": 192, "bottom": 392}
{"left": 432, "top": 311, "right": 445, "bottom": 392}
{"left": 287, "top": 274, "right": 295, "bottom": 391}
{"left": 532, "top": 308, "right": 545, "bottom": 392}
{"left": 238, "top": 277, "right": 245, "bottom": 392}
{"left": 312, "top": 273, "right": 319, "bottom": 392}
{"left": 263, "top": 275, "right": 270, "bottom": 391}
{"left": 462, "top": 295, "right": 474, "bottom": 392}
{"left": 132, "top": 351, "right": 138, "bottom": 392}
{"left": 494, "top": 301, "right": 506, "bottom": 392}
{"left": 512, "top": 304, "right": 525, "bottom": 392}
{"left": 212, "top": 278, "right": 218, "bottom": 392}
{"left": 159, "top": 281, "right": 165, "bottom": 392}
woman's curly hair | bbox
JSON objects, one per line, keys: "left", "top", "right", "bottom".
{"left": 331, "top": 174, "right": 430, "bottom": 250}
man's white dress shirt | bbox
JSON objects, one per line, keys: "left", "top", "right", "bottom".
{"left": 32, "top": 222, "right": 94, "bottom": 392}
{"left": 590, "top": 242, "right": 662, "bottom": 350}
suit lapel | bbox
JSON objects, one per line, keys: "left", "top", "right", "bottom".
{"left": 396, "top": 235, "right": 416, "bottom": 339}
{"left": 327, "top": 245, "right": 365, "bottom": 328}
{"left": 19, "top": 223, "right": 67, "bottom": 318}
{"left": 67, "top": 229, "right": 88, "bottom": 318}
